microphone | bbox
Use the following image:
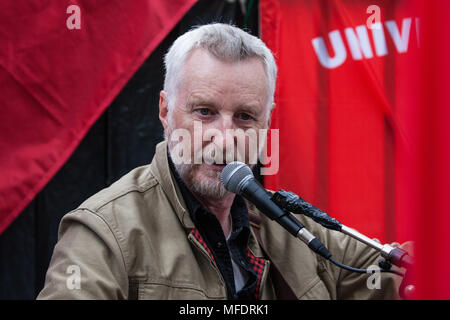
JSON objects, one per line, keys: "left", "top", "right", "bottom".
{"left": 220, "top": 162, "right": 331, "bottom": 259}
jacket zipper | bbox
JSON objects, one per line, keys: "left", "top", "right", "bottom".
{"left": 188, "top": 233, "right": 228, "bottom": 298}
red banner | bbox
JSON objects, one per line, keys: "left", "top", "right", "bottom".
{"left": 409, "top": 0, "right": 450, "bottom": 300}
{"left": 261, "top": 0, "right": 450, "bottom": 299}
{"left": 261, "top": 0, "right": 419, "bottom": 243}
{"left": 0, "top": 0, "right": 196, "bottom": 234}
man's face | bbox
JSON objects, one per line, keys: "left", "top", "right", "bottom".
{"left": 160, "top": 48, "right": 271, "bottom": 199}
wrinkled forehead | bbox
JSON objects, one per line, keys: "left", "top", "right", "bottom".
{"left": 177, "top": 48, "right": 268, "bottom": 101}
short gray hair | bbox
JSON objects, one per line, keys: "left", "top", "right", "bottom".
{"left": 163, "top": 23, "right": 277, "bottom": 116}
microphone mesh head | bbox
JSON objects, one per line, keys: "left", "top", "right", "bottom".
{"left": 220, "top": 162, "right": 253, "bottom": 193}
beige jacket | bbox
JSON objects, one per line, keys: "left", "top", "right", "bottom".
{"left": 37, "top": 141, "right": 401, "bottom": 299}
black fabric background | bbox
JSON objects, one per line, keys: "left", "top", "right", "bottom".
{"left": 0, "top": 0, "right": 260, "bottom": 299}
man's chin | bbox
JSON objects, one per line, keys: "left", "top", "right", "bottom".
{"left": 174, "top": 163, "right": 229, "bottom": 199}
{"left": 192, "top": 167, "right": 229, "bottom": 198}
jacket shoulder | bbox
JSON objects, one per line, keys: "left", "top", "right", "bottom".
{"left": 77, "top": 164, "right": 159, "bottom": 212}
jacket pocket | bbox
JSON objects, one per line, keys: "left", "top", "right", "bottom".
{"left": 137, "top": 282, "right": 225, "bottom": 300}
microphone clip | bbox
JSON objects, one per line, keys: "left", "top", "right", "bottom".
{"left": 270, "top": 190, "right": 342, "bottom": 231}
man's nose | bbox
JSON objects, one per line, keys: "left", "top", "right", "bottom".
{"left": 215, "top": 115, "right": 238, "bottom": 146}
{"left": 217, "top": 115, "right": 236, "bottom": 132}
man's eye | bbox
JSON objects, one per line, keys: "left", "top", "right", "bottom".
{"left": 238, "top": 113, "right": 252, "bottom": 121}
{"left": 196, "top": 108, "right": 211, "bottom": 116}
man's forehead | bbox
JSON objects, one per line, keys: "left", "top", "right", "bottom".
{"left": 181, "top": 48, "right": 266, "bottom": 79}
{"left": 177, "top": 50, "right": 267, "bottom": 95}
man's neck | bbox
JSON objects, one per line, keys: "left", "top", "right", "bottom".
{"left": 194, "top": 192, "right": 235, "bottom": 238}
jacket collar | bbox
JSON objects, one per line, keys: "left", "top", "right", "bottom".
{"left": 150, "top": 141, "right": 195, "bottom": 229}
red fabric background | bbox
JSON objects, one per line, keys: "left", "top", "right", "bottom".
{"left": 261, "top": 0, "right": 419, "bottom": 243}
{"left": 261, "top": 0, "right": 450, "bottom": 299}
{"left": 408, "top": 0, "right": 450, "bottom": 300}
{"left": 0, "top": 0, "right": 196, "bottom": 235}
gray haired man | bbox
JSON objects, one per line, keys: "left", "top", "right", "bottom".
{"left": 38, "top": 24, "right": 403, "bottom": 300}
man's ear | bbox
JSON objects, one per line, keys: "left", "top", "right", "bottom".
{"left": 159, "top": 90, "right": 170, "bottom": 133}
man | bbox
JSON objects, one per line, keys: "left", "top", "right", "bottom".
{"left": 38, "top": 23, "right": 405, "bottom": 299}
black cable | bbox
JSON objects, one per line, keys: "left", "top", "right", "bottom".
{"left": 328, "top": 257, "right": 405, "bottom": 277}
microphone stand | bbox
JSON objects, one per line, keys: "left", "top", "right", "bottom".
{"left": 340, "top": 225, "right": 412, "bottom": 271}
{"left": 270, "top": 190, "right": 413, "bottom": 272}
{"left": 220, "top": 161, "right": 413, "bottom": 297}
{"left": 338, "top": 224, "right": 415, "bottom": 298}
